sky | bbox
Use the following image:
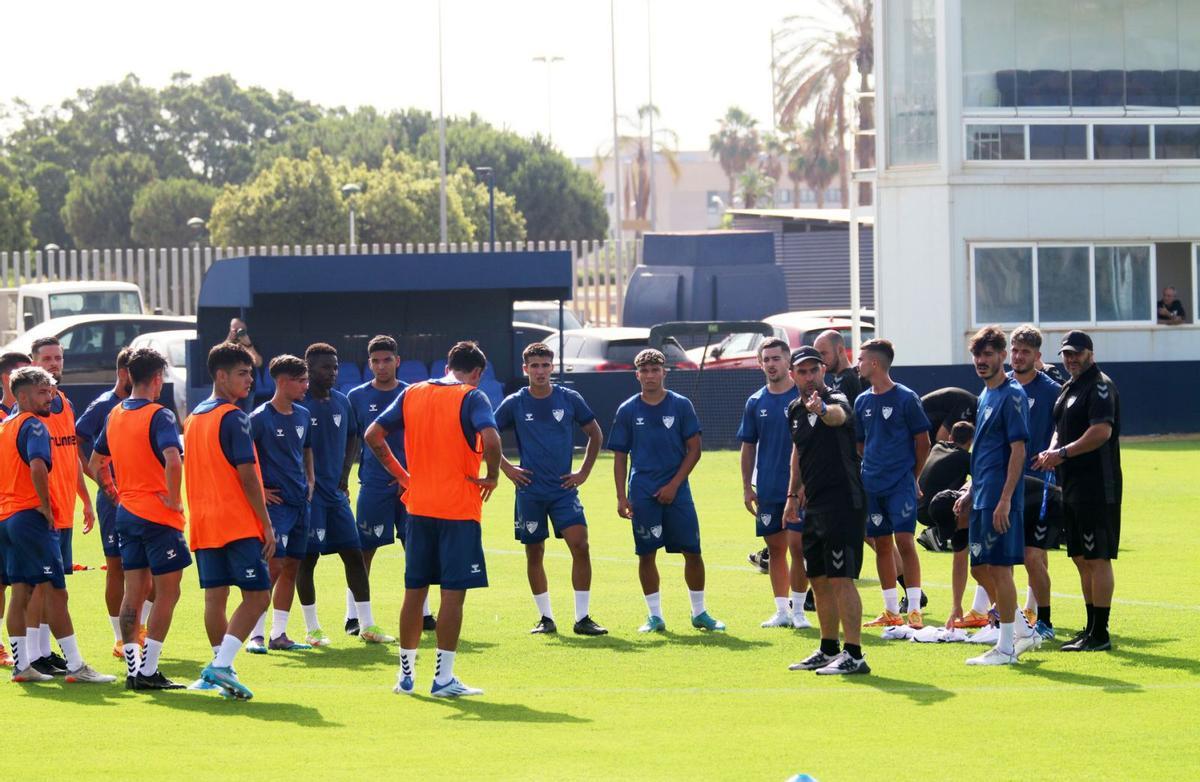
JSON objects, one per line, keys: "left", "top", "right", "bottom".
{"left": 1, "top": 0, "right": 842, "bottom": 159}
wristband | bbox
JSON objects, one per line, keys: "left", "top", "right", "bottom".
{"left": 819, "top": 401, "right": 828, "bottom": 416}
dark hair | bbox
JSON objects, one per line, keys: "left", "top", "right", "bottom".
{"left": 859, "top": 338, "right": 894, "bottom": 365}
{"left": 207, "top": 342, "right": 254, "bottom": 377}
{"left": 115, "top": 347, "right": 133, "bottom": 371}
{"left": 757, "top": 337, "right": 790, "bottom": 358}
{"left": 1009, "top": 324, "right": 1043, "bottom": 350}
{"left": 969, "top": 325, "right": 1007, "bottom": 356}
{"left": 367, "top": 335, "right": 398, "bottom": 355}
{"left": 304, "top": 342, "right": 338, "bottom": 362}
{"left": 0, "top": 352, "right": 31, "bottom": 375}
{"left": 127, "top": 347, "right": 168, "bottom": 385}
{"left": 522, "top": 342, "right": 554, "bottom": 362}
{"left": 269, "top": 354, "right": 308, "bottom": 379}
{"left": 447, "top": 341, "right": 487, "bottom": 373}
{"left": 30, "top": 336, "right": 61, "bottom": 356}
{"left": 950, "top": 420, "right": 975, "bottom": 446}
{"left": 9, "top": 366, "right": 55, "bottom": 395}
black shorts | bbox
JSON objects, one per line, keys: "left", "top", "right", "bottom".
{"left": 802, "top": 506, "right": 866, "bottom": 579}
{"left": 1063, "top": 502, "right": 1120, "bottom": 560}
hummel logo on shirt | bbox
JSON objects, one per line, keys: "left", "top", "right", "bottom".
{"left": 635, "top": 417, "right": 645, "bottom": 425}
{"left": 275, "top": 428, "right": 285, "bottom": 437}
{"left": 369, "top": 404, "right": 378, "bottom": 412}
{"left": 244, "top": 568, "right": 257, "bottom": 578}
{"left": 470, "top": 563, "right": 481, "bottom": 574}
{"left": 759, "top": 409, "right": 769, "bottom": 417}
{"left": 525, "top": 413, "right": 534, "bottom": 421}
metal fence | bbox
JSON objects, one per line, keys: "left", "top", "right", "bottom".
{"left": 1, "top": 238, "right": 641, "bottom": 326}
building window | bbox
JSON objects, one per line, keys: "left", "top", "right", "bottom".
{"left": 1155, "top": 125, "right": 1200, "bottom": 158}
{"left": 886, "top": 0, "right": 939, "bottom": 166}
{"left": 1093, "top": 125, "right": 1151, "bottom": 159}
{"left": 1095, "top": 245, "right": 1152, "bottom": 321}
{"left": 965, "top": 119, "right": 1200, "bottom": 162}
{"left": 974, "top": 246, "right": 1034, "bottom": 323}
{"left": 1037, "top": 246, "right": 1092, "bottom": 322}
{"left": 966, "top": 125, "right": 1025, "bottom": 160}
{"left": 1029, "top": 125, "right": 1087, "bottom": 159}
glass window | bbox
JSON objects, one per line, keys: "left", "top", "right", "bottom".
{"left": 966, "top": 125, "right": 1025, "bottom": 160}
{"left": 975, "top": 247, "right": 1034, "bottom": 323}
{"left": 1095, "top": 245, "right": 1152, "bottom": 321}
{"left": 1180, "top": 2, "right": 1200, "bottom": 107}
{"left": 1125, "top": 0, "right": 1179, "bottom": 107}
{"left": 1071, "top": 0, "right": 1126, "bottom": 107}
{"left": 1093, "top": 125, "right": 1150, "bottom": 158}
{"left": 1038, "top": 246, "right": 1092, "bottom": 321}
{"left": 886, "top": 0, "right": 939, "bottom": 166}
{"left": 962, "top": 0, "right": 1015, "bottom": 108}
{"left": 1015, "top": 0, "right": 1071, "bottom": 107}
{"left": 1154, "top": 125, "right": 1200, "bottom": 158}
{"left": 1029, "top": 125, "right": 1088, "bottom": 159}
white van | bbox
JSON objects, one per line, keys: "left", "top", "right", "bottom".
{"left": 0, "top": 281, "right": 145, "bottom": 345}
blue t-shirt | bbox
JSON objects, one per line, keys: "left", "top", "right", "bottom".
{"left": 607, "top": 390, "right": 701, "bottom": 501}
{"left": 375, "top": 379, "right": 498, "bottom": 445}
{"left": 854, "top": 383, "right": 931, "bottom": 494}
{"left": 250, "top": 401, "right": 311, "bottom": 506}
{"left": 736, "top": 384, "right": 800, "bottom": 504}
{"left": 93, "top": 399, "right": 182, "bottom": 464}
{"left": 12, "top": 414, "right": 53, "bottom": 469}
{"left": 348, "top": 380, "right": 408, "bottom": 490}
{"left": 303, "top": 389, "right": 358, "bottom": 505}
{"left": 495, "top": 385, "right": 596, "bottom": 500}
{"left": 75, "top": 390, "right": 123, "bottom": 459}
{"left": 190, "top": 397, "right": 257, "bottom": 468}
{"left": 970, "top": 379, "right": 1030, "bottom": 511}
{"left": 1010, "top": 370, "right": 1061, "bottom": 476}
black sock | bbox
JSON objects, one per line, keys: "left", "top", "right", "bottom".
{"left": 897, "top": 574, "right": 908, "bottom": 591}
{"left": 844, "top": 643, "right": 863, "bottom": 660}
{"left": 1085, "top": 603, "right": 1095, "bottom": 635}
{"left": 1037, "top": 605, "right": 1052, "bottom": 627}
{"left": 1092, "top": 607, "right": 1110, "bottom": 640}
{"left": 820, "top": 638, "right": 840, "bottom": 656}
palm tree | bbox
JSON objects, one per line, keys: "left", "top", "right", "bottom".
{"left": 774, "top": 0, "right": 873, "bottom": 208}
{"left": 787, "top": 122, "right": 839, "bottom": 209}
{"left": 708, "top": 106, "right": 760, "bottom": 205}
{"left": 759, "top": 132, "right": 787, "bottom": 206}
{"left": 594, "top": 103, "right": 681, "bottom": 229}
{"left": 737, "top": 167, "right": 774, "bottom": 209}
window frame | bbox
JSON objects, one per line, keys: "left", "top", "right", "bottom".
{"left": 963, "top": 117, "right": 1200, "bottom": 164}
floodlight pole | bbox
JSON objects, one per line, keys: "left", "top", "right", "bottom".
{"left": 438, "top": 0, "right": 448, "bottom": 246}
{"left": 609, "top": 0, "right": 623, "bottom": 271}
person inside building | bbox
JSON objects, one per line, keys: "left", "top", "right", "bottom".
{"left": 1157, "top": 286, "right": 1186, "bottom": 324}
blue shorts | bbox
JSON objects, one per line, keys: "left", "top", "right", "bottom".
{"left": 58, "top": 526, "right": 73, "bottom": 574}
{"left": 866, "top": 482, "right": 919, "bottom": 538}
{"left": 356, "top": 486, "right": 406, "bottom": 550}
{"left": 787, "top": 509, "right": 806, "bottom": 534}
{"left": 268, "top": 502, "right": 310, "bottom": 560}
{"left": 117, "top": 508, "right": 192, "bottom": 575}
{"left": 756, "top": 502, "right": 789, "bottom": 537}
{"left": 630, "top": 496, "right": 701, "bottom": 556}
{"left": 196, "top": 538, "right": 272, "bottom": 591}
{"left": 97, "top": 493, "right": 121, "bottom": 559}
{"left": 3, "top": 509, "right": 66, "bottom": 589}
{"left": 0, "top": 520, "right": 11, "bottom": 585}
{"left": 404, "top": 515, "right": 488, "bottom": 590}
{"left": 307, "top": 499, "right": 360, "bottom": 555}
{"left": 969, "top": 506, "right": 1025, "bottom": 567}
{"left": 514, "top": 491, "right": 586, "bottom": 544}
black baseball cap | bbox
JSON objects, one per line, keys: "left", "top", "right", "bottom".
{"left": 790, "top": 346, "right": 824, "bottom": 366}
{"left": 1059, "top": 330, "right": 1094, "bottom": 354}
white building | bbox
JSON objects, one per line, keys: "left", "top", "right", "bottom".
{"left": 874, "top": 0, "right": 1200, "bottom": 366}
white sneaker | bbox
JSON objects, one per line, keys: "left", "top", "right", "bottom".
{"left": 966, "top": 646, "right": 1019, "bottom": 666}
{"left": 431, "top": 677, "right": 483, "bottom": 697}
{"left": 1014, "top": 632, "right": 1043, "bottom": 656}
{"left": 790, "top": 612, "right": 813, "bottom": 630}
{"left": 65, "top": 664, "right": 117, "bottom": 684}
{"left": 761, "top": 611, "right": 792, "bottom": 628}
{"left": 815, "top": 650, "right": 871, "bottom": 675}
{"left": 968, "top": 625, "right": 1000, "bottom": 644}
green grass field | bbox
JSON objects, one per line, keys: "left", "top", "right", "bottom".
{"left": 6, "top": 440, "right": 1199, "bottom": 781}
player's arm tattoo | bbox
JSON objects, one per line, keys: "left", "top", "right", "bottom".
{"left": 364, "top": 422, "right": 408, "bottom": 486}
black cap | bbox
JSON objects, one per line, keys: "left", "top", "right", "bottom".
{"left": 790, "top": 345, "right": 824, "bottom": 366}
{"left": 1059, "top": 330, "right": 1094, "bottom": 354}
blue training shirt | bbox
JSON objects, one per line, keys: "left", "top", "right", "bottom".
{"left": 374, "top": 378, "right": 497, "bottom": 444}
{"left": 854, "top": 382, "right": 931, "bottom": 494}
{"left": 737, "top": 384, "right": 799, "bottom": 505}
{"left": 303, "top": 389, "right": 357, "bottom": 505}
{"left": 607, "top": 390, "right": 701, "bottom": 501}
{"left": 970, "top": 378, "right": 1030, "bottom": 511}
{"left": 190, "top": 397, "right": 258, "bottom": 468}
{"left": 75, "top": 390, "right": 122, "bottom": 459}
{"left": 495, "top": 385, "right": 596, "bottom": 501}
{"left": 348, "top": 380, "right": 408, "bottom": 490}
{"left": 94, "top": 399, "right": 182, "bottom": 463}
{"left": 250, "top": 401, "right": 311, "bottom": 506}
{"left": 1009, "top": 370, "right": 1060, "bottom": 476}
{"left": 13, "top": 414, "right": 53, "bottom": 468}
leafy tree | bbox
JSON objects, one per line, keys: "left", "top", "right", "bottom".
{"left": 737, "top": 167, "right": 774, "bottom": 209}
{"left": 130, "top": 178, "right": 219, "bottom": 248}
{"left": 27, "top": 161, "right": 72, "bottom": 248}
{"left": 709, "top": 107, "right": 760, "bottom": 205}
{"left": 260, "top": 107, "right": 433, "bottom": 171}
{"left": 61, "top": 152, "right": 157, "bottom": 248}
{"left": 0, "top": 164, "right": 37, "bottom": 251}
{"left": 453, "top": 167, "right": 526, "bottom": 243}
{"left": 787, "top": 123, "right": 839, "bottom": 208}
{"left": 355, "top": 168, "right": 472, "bottom": 245}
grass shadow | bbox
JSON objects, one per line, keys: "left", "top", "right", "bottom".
{"left": 455, "top": 639, "right": 499, "bottom": 653}
{"left": 423, "top": 695, "right": 591, "bottom": 724}
{"left": 1014, "top": 660, "right": 1143, "bottom": 693}
{"left": 259, "top": 645, "right": 397, "bottom": 671}
{"left": 656, "top": 630, "right": 772, "bottom": 650}
{"left": 10, "top": 680, "right": 129, "bottom": 706}
{"left": 546, "top": 633, "right": 644, "bottom": 653}
{"left": 840, "top": 673, "right": 956, "bottom": 705}
{"left": 1110, "top": 647, "right": 1200, "bottom": 676}
{"left": 143, "top": 689, "right": 341, "bottom": 725}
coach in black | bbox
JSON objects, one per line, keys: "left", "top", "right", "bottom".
{"left": 1033, "top": 330, "right": 1121, "bottom": 652}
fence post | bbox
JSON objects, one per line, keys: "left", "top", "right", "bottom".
{"left": 569, "top": 241, "right": 580, "bottom": 320}
{"left": 148, "top": 249, "right": 160, "bottom": 314}
{"left": 135, "top": 249, "right": 146, "bottom": 305}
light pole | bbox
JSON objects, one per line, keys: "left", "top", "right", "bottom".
{"left": 609, "top": 0, "right": 623, "bottom": 269}
{"left": 186, "top": 217, "right": 205, "bottom": 250}
{"left": 437, "top": 0, "right": 448, "bottom": 246}
{"left": 531, "top": 55, "right": 565, "bottom": 144}
{"left": 341, "top": 183, "right": 361, "bottom": 248}
{"left": 475, "top": 167, "right": 496, "bottom": 250}
{"left": 645, "top": 1, "right": 656, "bottom": 231}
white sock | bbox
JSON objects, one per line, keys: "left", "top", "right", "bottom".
{"left": 882, "top": 588, "right": 900, "bottom": 614}
{"left": 774, "top": 596, "right": 790, "bottom": 614}
{"left": 644, "top": 591, "right": 662, "bottom": 618}
{"left": 791, "top": 590, "right": 808, "bottom": 617}
{"left": 399, "top": 647, "right": 417, "bottom": 679}
{"left": 998, "top": 622, "right": 1015, "bottom": 656}
{"left": 422, "top": 595, "right": 432, "bottom": 617}
{"left": 355, "top": 602, "right": 375, "bottom": 628}
{"left": 213, "top": 634, "right": 242, "bottom": 668}
{"left": 346, "top": 589, "right": 357, "bottom": 621}
{"left": 270, "top": 609, "right": 290, "bottom": 640}
{"left": 1015, "top": 608, "right": 1035, "bottom": 638}
{"left": 26, "top": 627, "right": 40, "bottom": 660}
{"left": 301, "top": 603, "right": 320, "bottom": 633}
{"left": 533, "top": 591, "right": 553, "bottom": 620}
{"left": 109, "top": 616, "right": 122, "bottom": 642}
{"left": 123, "top": 642, "right": 141, "bottom": 678}
{"left": 140, "top": 638, "right": 163, "bottom": 675}
{"left": 251, "top": 611, "right": 267, "bottom": 640}
{"left": 10, "top": 636, "right": 25, "bottom": 670}
{"left": 574, "top": 590, "right": 590, "bottom": 622}
{"left": 1025, "top": 587, "right": 1038, "bottom": 612}
{"left": 211, "top": 645, "right": 220, "bottom": 660}
{"left": 39, "top": 623, "right": 51, "bottom": 657}
{"left": 905, "top": 587, "right": 923, "bottom": 613}
{"left": 971, "top": 585, "right": 991, "bottom": 614}
{"left": 140, "top": 600, "right": 154, "bottom": 626}
{"left": 688, "top": 589, "right": 706, "bottom": 618}
{"left": 58, "top": 634, "right": 83, "bottom": 671}
{"left": 434, "top": 648, "right": 455, "bottom": 685}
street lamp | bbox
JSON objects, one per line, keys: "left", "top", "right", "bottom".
{"left": 474, "top": 167, "right": 496, "bottom": 250}
{"left": 531, "top": 54, "right": 565, "bottom": 143}
{"left": 341, "top": 183, "right": 361, "bottom": 248}
{"left": 186, "top": 217, "right": 205, "bottom": 249}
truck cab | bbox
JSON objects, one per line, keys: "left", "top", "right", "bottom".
{"left": 0, "top": 281, "right": 145, "bottom": 344}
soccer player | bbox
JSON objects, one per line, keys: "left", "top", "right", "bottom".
{"left": 854, "top": 339, "right": 931, "bottom": 628}
{"left": 610, "top": 348, "right": 725, "bottom": 633}
{"left": 89, "top": 347, "right": 189, "bottom": 689}
{"left": 737, "top": 338, "right": 809, "bottom": 629}
{"left": 365, "top": 341, "right": 501, "bottom": 697}
{"left": 1033, "top": 330, "right": 1122, "bottom": 652}
{"left": 783, "top": 346, "right": 869, "bottom": 674}
{"left": 297, "top": 343, "right": 391, "bottom": 645}
{"left": 2, "top": 366, "right": 114, "bottom": 683}
{"left": 953, "top": 326, "right": 1040, "bottom": 665}
{"left": 347, "top": 335, "right": 435, "bottom": 635}
{"left": 245, "top": 355, "right": 316, "bottom": 653}
{"left": 0, "top": 351, "right": 30, "bottom": 668}
{"left": 813, "top": 329, "right": 862, "bottom": 404}
{"left": 1008, "top": 325, "right": 1062, "bottom": 639}
{"left": 183, "top": 342, "right": 276, "bottom": 699}
{"left": 496, "top": 342, "right": 607, "bottom": 636}
{"left": 921, "top": 386, "right": 979, "bottom": 444}
{"left": 916, "top": 421, "right": 972, "bottom": 553}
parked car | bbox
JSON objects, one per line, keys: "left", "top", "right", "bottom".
{"left": 3, "top": 314, "right": 196, "bottom": 384}
{"left": 0, "top": 281, "right": 146, "bottom": 345}
{"left": 129, "top": 329, "right": 194, "bottom": 420}
{"left": 513, "top": 301, "right": 585, "bottom": 330}
{"left": 545, "top": 327, "right": 698, "bottom": 372}
{"left": 685, "top": 311, "right": 876, "bottom": 369}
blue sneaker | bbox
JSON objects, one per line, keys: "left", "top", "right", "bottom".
{"left": 1034, "top": 620, "right": 1056, "bottom": 640}
{"left": 187, "top": 677, "right": 220, "bottom": 692}
{"left": 201, "top": 664, "right": 254, "bottom": 701}
{"left": 393, "top": 673, "right": 415, "bottom": 695}
{"left": 691, "top": 611, "right": 726, "bottom": 631}
{"left": 430, "top": 677, "right": 483, "bottom": 697}
{"left": 245, "top": 636, "right": 268, "bottom": 655}
{"left": 638, "top": 615, "right": 666, "bottom": 633}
